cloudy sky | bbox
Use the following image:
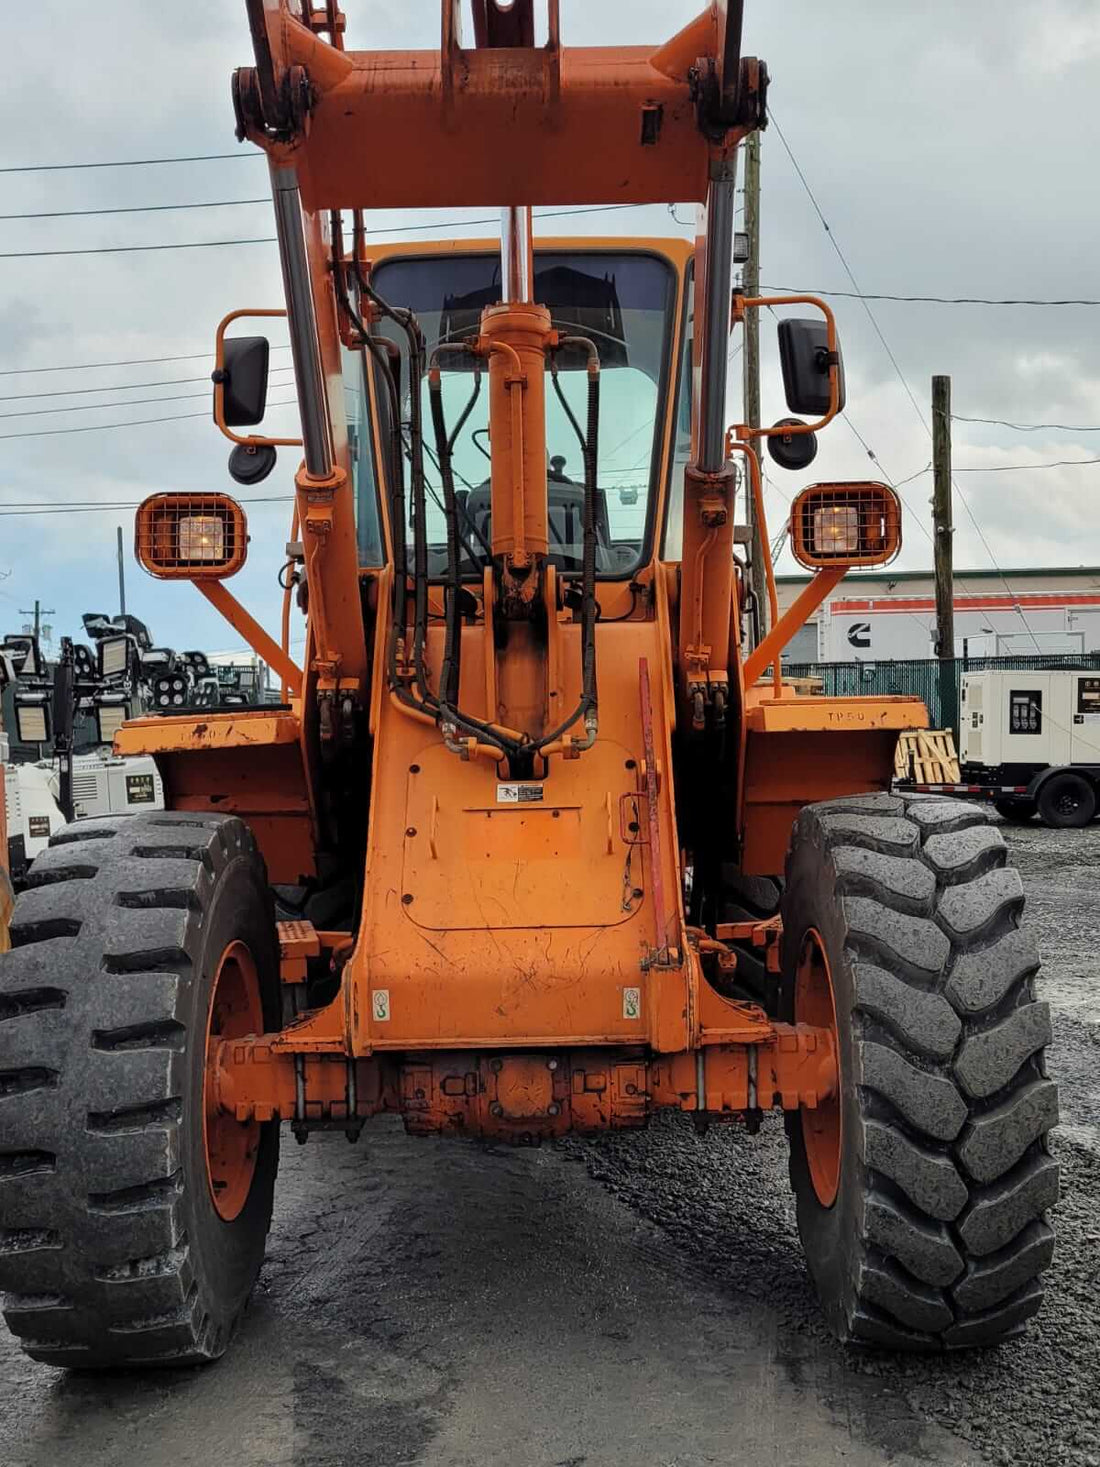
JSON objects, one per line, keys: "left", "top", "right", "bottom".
{"left": 2, "top": 0, "right": 1099, "bottom": 657}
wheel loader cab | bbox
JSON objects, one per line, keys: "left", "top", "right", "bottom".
{"left": 0, "top": 0, "right": 1057, "bottom": 1371}
{"left": 350, "top": 243, "right": 687, "bottom": 582}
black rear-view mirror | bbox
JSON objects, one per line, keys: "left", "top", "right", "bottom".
{"left": 777, "top": 318, "right": 845, "bottom": 417}
{"left": 217, "top": 336, "right": 270, "bottom": 426}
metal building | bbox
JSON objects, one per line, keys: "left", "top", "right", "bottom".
{"left": 776, "top": 566, "right": 1100, "bottom": 663}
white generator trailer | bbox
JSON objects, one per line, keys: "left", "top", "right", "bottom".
{"left": 3, "top": 743, "right": 165, "bottom": 884}
{"left": 905, "top": 667, "right": 1100, "bottom": 827}
{"left": 65, "top": 750, "right": 165, "bottom": 821}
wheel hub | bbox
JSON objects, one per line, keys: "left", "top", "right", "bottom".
{"left": 204, "top": 939, "right": 264, "bottom": 1221}
{"left": 795, "top": 928, "right": 842, "bottom": 1208}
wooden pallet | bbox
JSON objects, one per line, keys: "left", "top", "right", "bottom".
{"left": 895, "top": 728, "right": 960, "bottom": 784}
{"left": 784, "top": 675, "right": 824, "bottom": 697}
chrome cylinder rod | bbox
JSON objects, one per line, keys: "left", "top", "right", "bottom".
{"left": 270, "top": 164, "right": 333, "bottom": 479}
{"left": 501, "top": 205, "right": 534, "bottom": 304}
{"left": 698, "top": 163, "right": 737, "bottom": 473}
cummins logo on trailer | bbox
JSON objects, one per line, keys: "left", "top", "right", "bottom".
{"left": 847, "top": 622, "right": 872, "bottom": 649}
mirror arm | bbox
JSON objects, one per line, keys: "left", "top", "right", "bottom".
{"left": 213, "top": 307, "right": 303, "bottom": 449}
{"left": 730, "top": 292, "right": 841, "bottom": 437}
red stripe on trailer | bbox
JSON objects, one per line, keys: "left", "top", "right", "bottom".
{"left": 833, "top": 592, "right": 1100, "bottom": 614}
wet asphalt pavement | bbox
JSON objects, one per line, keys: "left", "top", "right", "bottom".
{"left": 1, "top": 818, "right": 1097, "bottom": 1467}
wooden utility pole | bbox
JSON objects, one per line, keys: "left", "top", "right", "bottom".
{"left": 19, "top": 600, "right": 54, "bottom": 642}
{"left": 931, "top": 375, "right": 957, "bottom": 732}
{"left": 741, "top": 128, "right": 769, "bottom": 645}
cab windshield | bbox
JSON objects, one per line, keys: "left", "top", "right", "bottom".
{"left": 368, "top": 249, "right": 677, "bottom": 578}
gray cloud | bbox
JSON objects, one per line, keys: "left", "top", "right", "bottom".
{"left": 1, "top": 0, "right": 1096, "bottom": 653}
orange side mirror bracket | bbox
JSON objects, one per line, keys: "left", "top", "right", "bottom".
{"left": 213, "top": 308, "right": 303, "bottom": 450}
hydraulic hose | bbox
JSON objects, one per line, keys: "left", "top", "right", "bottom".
{"left": 350, "top": 212, "right": 435, "bottom": 711}
{"left": 426, "top": 347, "right": 524, "bottom": 761}
{"left": 428, "top": 359, "right": 482, "bottom": 710}
{"left": 539, "top": 339, "right": 600, "bottom": 753}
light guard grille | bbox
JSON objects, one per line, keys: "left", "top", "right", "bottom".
{"left": 790, "top": 482, "right": 901, "bottom": 569}
{"left": 134, "top": 493, "right": 247, "bottom": 580}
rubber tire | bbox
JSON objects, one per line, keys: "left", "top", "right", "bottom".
{"left": 993, "top": 798, "right": 1037, "bottom": 824}
{"left": 0, "top": 812, "right": 280, "bottom": 1368}
{"left": 716, "top": 868, "right": 783, "bottom": 1007}
{"left": 782, "top": 792, "right": 1058, "bottom": 1350}
{"left": 1036, "top": 772, "right": 1096, "bottom": 829}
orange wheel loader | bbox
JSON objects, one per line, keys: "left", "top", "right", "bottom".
{"left": 0, "top": 1, "right": 1056, "bottom": 1367}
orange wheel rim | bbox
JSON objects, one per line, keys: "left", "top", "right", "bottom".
{"left": 795, "top": 928, "right": 842, "bottom": 1207}
{"left": 204, "top": 939, "right": 264, "bottom": 1221}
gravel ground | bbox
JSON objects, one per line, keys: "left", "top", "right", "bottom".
{"left": 0, "top": 816, "right": 1096, "bottom": 1466}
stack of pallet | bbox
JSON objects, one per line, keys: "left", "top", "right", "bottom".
{"left": 895, "top": 729, "right": 960, "bottom": 784}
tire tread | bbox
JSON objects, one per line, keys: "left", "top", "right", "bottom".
{"left": 784, "top": 792, "right": 1057, "bottom": 1351}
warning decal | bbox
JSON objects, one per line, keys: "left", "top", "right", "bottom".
{"left": 497, "top": 783, "right": 545, "bottom": 804}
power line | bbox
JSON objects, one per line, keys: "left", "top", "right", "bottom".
{"left": 0, "top": 395, "right": 299, "bottom": 443}
{"left": 953, "top": 414, "right": 1100, "bottom": 432}
{"left": 771, "top": 111, "right": 1043, "bottom": 653}
{"left": 893, "top": 463, "right": 932, "bottom": 490}
{"left": 0, "top": 204, "right": 639, "bottom": 262}
{"left": 768, "top": 114, "right": 931, "bottom": 431}
{"left": 0, "top": 236, "right": 279, "bottom": 260}
{"left": 832, "top": 416, "right": 948, "bottom": 638}
{"left": 0, "top": 367, "right": 295, "bottom": 403}
{"left": 0, "top": 198, "right": 270, "bottom": 222}
{"left": 0, "top": 386, "right": 279, "bottom": 422}
{"left": 954, "top": 456, "right": 1100, "bottom": 473}
{"left": 0, "top": 346, "right": 293, "bottom": 378}
{"left": 762, "top": 284, "right": 1100, "bottom": 307}
{"left": 0, "top": 153, "right": 260, "bottom": 175}
{"left": 0, "top": 494, "right": 294, "bottom": 519}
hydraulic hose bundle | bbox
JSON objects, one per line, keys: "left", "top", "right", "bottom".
{"left": 332, "top": 209, "right": 601, "bottom": 773}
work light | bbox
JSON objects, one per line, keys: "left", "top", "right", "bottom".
{"left": 13, "top": 691, "right": 51, "bottom": 744}
{"left": 812, "top": 505, "right": 860, "bottom": 556}
{"left": 92, "top": 695, "right": 129, "bottom": 744}
{"left": 192, "top": 677, "right": 221, "bottom": 707}
{"left": 135, "top": 493, "right": 247, "bottom": 579}
{"left": 141, "top": 647, "right": 177, "bottom": 673}
{"left": 790, "top": 483, "right": 901, "bottom": 569}
{"left": 179, "top": 516, "right": 225, "bottom": 561}
{"left": 3, "top": 634, "right": 42, "bottom": 679}
{"left": 152, "top": 671, "right": 191, "bottom": 711}
{"left": 72, "top": 643, "right": 97, "bottom": 680}
{"left": 179, "top": 650, "right": 212, "bottom": 679}
{"left": 98, "top": 634, "right": 133, "bottom": 680}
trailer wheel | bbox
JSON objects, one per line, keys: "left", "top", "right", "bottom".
{"left": 993, "top": 797, "right": 1037, "bottom": 823}
{"left": 0, "top": 813, "right": 280, "bottom": 1368}
{"left": 782, "top": 792, "right": 1058, "bottom": 1350}
{"left": 1036, "top": 772, "right": 1096, "bottom": 829}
